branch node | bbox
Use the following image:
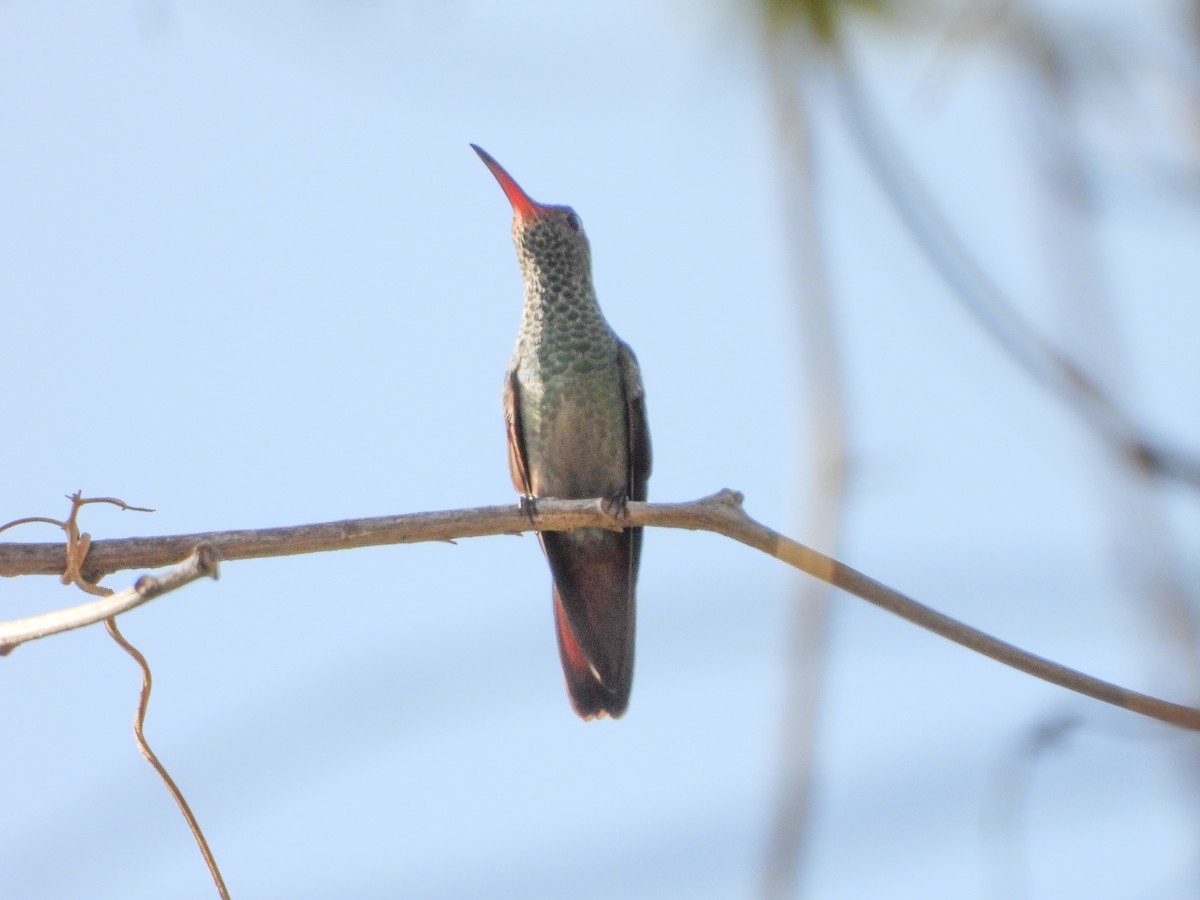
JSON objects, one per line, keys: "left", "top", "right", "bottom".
{"left": 712, "top": 488, "right": 746, "bottom": 508}
{"left": 134, "top": 575, "right": 161, "bottom": 597}
{"left": 194, "top": 544, "right": 221, "bottom": 581}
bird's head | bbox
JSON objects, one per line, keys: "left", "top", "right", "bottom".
{"left": 472, "top": 144, "right": 593, "bottom": 278}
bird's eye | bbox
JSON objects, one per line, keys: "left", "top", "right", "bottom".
{"left": 564, "top": 211, "right": 582, "bottom": 231}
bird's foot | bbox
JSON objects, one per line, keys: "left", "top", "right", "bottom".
{"left": 600, "top": 494, "right": 630, "bottom": 525}
{"left": 518, "top": 494, "right": 538, "bottom": 526}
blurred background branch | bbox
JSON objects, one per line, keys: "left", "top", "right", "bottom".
{"left": 750, "top": 0, "right": 1200, "bottom": 894}
{"left": 758, "top": 14, "right": 849, "bottom": 900}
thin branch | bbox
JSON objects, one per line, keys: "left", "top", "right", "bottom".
{"left": 0, "top": 491, "right": 155, "bottom": 594}
{"left": 0, "top": 546, "right": 219, "bottom": 654}
{"left": 3, "top": 495, "right": 226, "bottom": 895}
{"left": 105, "top": 615, "right": 230, "bottom": 899}
{"left": 1, "top": 491, "right": 1198, "bottom": 730}
{"left": 0, "top": 516, "right": 70, "bottom": 534}
{"left": 0, "top": 503, "right": 537, "bottom": 582}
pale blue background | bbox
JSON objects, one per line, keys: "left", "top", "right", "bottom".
{"left": 3, "top": 2, "right": 1199, "bottom": 897}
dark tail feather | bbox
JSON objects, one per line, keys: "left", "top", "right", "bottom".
{"left": 543, "top": 528, "right": 638, "bottom": 720}
{"left": 553, "top": 588, "right": 622, "bottom": 719}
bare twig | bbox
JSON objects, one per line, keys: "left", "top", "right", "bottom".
{"left": 2, "top": 495, "right": 224, "bottom": 895}
{"left": 2, "top": 491, "right": 1199, "bottom": 730}
{"left": 658, "top": 491, "right": 1200, "bottom": 729}
{"left": 0, "top": 546, "right": 219, "bottom": 654}
{"left": 0, "top": 516, "right": 70, "bottom": 534}
{"left": 0, "top": 491, "right": 154, "bottom": 594}
{"left": 0, "top": 501, "right": 542, "bottom": 582}
{"left": 105, "top": 615, "right": 230, "bottom": 899}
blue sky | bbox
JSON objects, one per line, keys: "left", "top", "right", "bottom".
{"left": 3, "top": 2, "right": 1199, "bottom": 897}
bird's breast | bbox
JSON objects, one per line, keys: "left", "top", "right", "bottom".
{"left": 515, "top": 359, "right": 628, "bottom": 500}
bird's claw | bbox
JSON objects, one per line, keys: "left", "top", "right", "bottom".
{"left": 600, "top": 494, "right": 630, "bottom": 524}
{"left": 519, "top": 494, "right": 538, "bottom": 526}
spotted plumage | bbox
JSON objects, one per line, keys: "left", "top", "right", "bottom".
{"left": 474, "top": 145, "right": 651, "bottom": 720}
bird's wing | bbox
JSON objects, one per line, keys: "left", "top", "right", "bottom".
{"left": 617, "top": 340, "right": 651, "bottom": 503}
{"left": 502, "top": 363, "right": 533, "bottom": 497}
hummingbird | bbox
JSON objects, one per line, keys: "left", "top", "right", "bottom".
{"left": 472, "top": 144, "right": 651, "bottom": 720}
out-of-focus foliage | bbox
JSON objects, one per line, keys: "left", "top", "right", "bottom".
{"left": 760, "top": 0, "right": 891, "bottom": 43}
